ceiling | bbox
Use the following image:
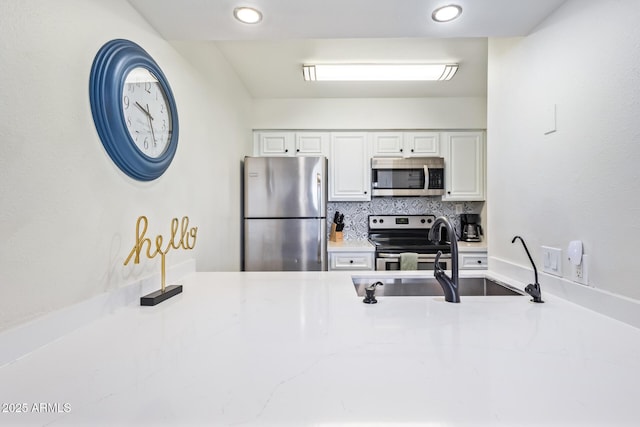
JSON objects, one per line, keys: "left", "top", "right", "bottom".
{"left": 127, "top": 0, "right": 567, "bottom": 98}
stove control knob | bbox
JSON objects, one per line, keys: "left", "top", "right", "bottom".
{"left": 421, "top": 219, "right": 426, "bottom": 223}
{"left": 372, "top": 219, "right": 378, "bottom": 224}
{"left": 427, "top": 218, "right": 433, "bottom": 224}
{"left": 379, "top": 219, "right": 384, "bottom": 224}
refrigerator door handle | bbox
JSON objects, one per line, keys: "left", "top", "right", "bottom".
{"left": 268, "top": 166, "right": 275, "bottom": 195}
{"left": 317, "top": 172, "right": 322, "bottom": 264}
{"left": 317, "top": 172, "right": 322, "bottom": 211}
{"left": 318, "top": 220, "right": 322, "bottom": 264}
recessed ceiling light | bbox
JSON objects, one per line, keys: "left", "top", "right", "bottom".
{"left": 233, "top": 7, "right": 263, "bottom": 24}
{"left": 432, "top": 4, "right": 462, "bottom": 23}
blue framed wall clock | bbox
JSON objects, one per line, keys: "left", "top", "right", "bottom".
{"left": 90, "top": 39, "right": 179, "bottom": 181}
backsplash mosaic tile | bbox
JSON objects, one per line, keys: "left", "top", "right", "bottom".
{"left": 328, "top": 198, "right": 484, "bottom": 240}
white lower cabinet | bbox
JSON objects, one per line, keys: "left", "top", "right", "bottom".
{"left": 329, "top": 132, "right": 371, "bottom": 201}
{"left": 329, "top": 252, "right": 375, "bottom": 271}
{"left": 459, "top": 252, "right": 488, "bottom": 270}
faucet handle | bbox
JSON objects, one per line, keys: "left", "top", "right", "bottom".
{"left": 363, "top": 281, "right": 383, "bottom": 304}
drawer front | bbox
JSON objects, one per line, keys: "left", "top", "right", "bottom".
{"left": 329, "top": 253, "right": 374, "bottom": 271}
{"left": 460, "top": 253, "right": 488, "bottom": 270}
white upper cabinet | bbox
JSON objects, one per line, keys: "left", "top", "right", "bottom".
{"left": 371, "top": 131, "right": 440, "bottom": 157}
{"left": 370, "top": 132, "right": 404, "bottom": 156}
{"left": 404, "top": 132, "right": 440, "bottom": 156}
{"left": 254, "top": 131, "right": 328, "bottom": 157}
{"left": 442, "top": 131, "right": 485, "bottom": 201}
{"left": 253, "top": 130, "right": 485, "bottom": 202}
{"left": 255, "top": 131, "right": 293, "bottom": 156}
{"left": 329, "top": 132, "right": 371, "bottom": 201}
{"left": 295, "top": 132, "right": 329, "bottom": 156}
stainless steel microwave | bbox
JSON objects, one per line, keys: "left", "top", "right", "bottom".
{"left": 371, "top": 157, "right": 445, "bottom": 197}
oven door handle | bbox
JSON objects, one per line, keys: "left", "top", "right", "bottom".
{"left": 377, "top": 253, "right": 452, "bottom": 260}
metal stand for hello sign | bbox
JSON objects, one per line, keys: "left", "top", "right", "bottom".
{"left": 124, "top": 215, "right": 198, "bottom": 306}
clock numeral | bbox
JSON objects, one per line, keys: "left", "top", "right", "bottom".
{"left": 123, "top": 96, "right": 130, "bottom": 109}
{"left": 143, "top": 137, "right": 149, "bottom": 150}
{"left": 144, "top": 82, "right": 151, "bottom": 94}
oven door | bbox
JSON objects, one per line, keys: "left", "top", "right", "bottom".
{"left": 375, "top": 253, "right": 451, "bottom": 271}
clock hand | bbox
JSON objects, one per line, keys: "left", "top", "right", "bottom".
{"left": 144, "top": 104, "right": 157, "bottom": 147}
{"left": 147, "top": 115, "right": 157, "bottom": 147}
{"left": 135, "top": 101, "right": 155, "bottom": 121}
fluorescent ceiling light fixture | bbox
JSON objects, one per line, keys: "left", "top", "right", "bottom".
{"left": 302, "top": 64, "right": 459, "bottom": 81}
{"left": 432, "top": 4, "right": 463, "bottom": 22}
{"left": 233, "top": 7, "right": 262, "bottom": 24}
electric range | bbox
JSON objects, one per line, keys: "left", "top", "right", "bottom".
{"left": 368, "top": 215, "right": 452, "bottom": 271}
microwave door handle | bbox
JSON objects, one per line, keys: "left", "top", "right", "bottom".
{"left": 424, "top": 165, "right": 430, "bottom": 190}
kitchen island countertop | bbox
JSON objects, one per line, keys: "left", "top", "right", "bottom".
{"left": 1, "top": 270, "right": 639, "bottom": 426}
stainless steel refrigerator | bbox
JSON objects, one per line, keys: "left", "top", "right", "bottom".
{"left": 243, "top": 156, "right": 327, "bottom": 271}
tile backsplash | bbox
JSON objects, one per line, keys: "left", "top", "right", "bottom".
{"left": 328, "top": 198, "right": 484, "bottom": 240}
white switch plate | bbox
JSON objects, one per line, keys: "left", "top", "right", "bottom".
{"left": 541, "top": 246, "right": 562, "bottom": 277}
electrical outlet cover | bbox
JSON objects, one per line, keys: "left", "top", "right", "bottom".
{"left": 572, "top": 254, "right": 589, "bottom": 285}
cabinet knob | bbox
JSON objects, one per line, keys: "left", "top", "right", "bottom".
{"left": 285, "top": 149, "right": 289, "bottom": 153}
{"left": 400, "top": 148, "right": 403, "bottom": 152}
{"left": 296, "top": 149, "right": 300, "bottom": 152}
{"left": 447, "top": 191, "right": 451, "bottom": 194}
{"left": 350, "top": 260, "right": 354, "bottom": 264}
{"left": 364, "top": 191, "right": 367, "bottom": 194}
{"left": 477, "top": 260, "right": 482, "bottom": 264}
{"left": 411, "top": 149, "right": 414, "bottom": 152}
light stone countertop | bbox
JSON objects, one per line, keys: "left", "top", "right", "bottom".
{"left": 457, "top": 241, "right": 488, "bottom": 252}
{"left": 327, "top": 238, "right": 375, "bottom": 252}
{"left": 1, "top": 270, "right": 639, "bottom": 426}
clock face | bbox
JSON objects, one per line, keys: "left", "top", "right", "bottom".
{"left": 122, "top": 67, "right": 173, "bottom": 159}
{"left": 90, "top": 39, "right": 179, "bottom": 181}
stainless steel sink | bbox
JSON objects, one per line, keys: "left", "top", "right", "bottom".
{"left": 352, "top": 277, "right": 525, "bottom": 297}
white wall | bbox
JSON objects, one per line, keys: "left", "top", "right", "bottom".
{"left": 252, "top": 97, "right": 487, "bottom": 130}
{"left": 0, "top": 0, "right": 253, "bottom": 332}
{"left": 487, "top": 0, "right": 640, "bottom": 300}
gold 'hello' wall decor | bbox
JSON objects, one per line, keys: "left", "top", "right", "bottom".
{"left": 124, "top": 215, "right": 198, "bottom": 306}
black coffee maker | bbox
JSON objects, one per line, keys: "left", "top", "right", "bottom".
{"left": 460, "top": 214, "right": 483, "bottom": 242}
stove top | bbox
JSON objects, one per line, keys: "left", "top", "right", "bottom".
{"left": 367, "top": 215, "right": 452, "bottom": 255}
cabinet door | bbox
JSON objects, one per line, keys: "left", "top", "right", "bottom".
{"left": 404, "top": 132, "right": 440, "bottom": 156}
{"left": 459, "top": 253, "right": 488, "bottom": 270}
{"left": 255, "top": 132, "right": 294, "bottom": 156}
{"left": 329, "top": 132, "right": 371, "bottom": 201}
{"left": 443, "top": 132, "right": 485, "bottom": 201}
{"left": 295, "top": 132, "right": 329, "bottom": 157}
{"left": 329, "top": 252, "right": 375, "bottom": 271}
{"left": 370, "top": 132, "right": 405, "bottom": 156}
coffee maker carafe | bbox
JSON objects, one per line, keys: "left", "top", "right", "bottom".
{"left": 460, "top": 214, "right": 483, "bottom": 242}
